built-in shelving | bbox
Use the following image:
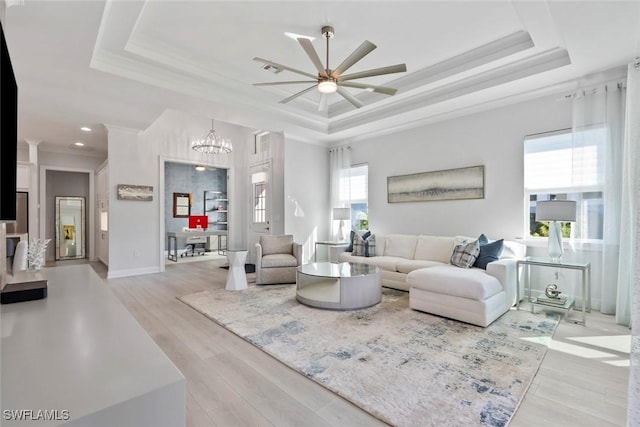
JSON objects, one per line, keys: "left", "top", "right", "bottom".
{"left": 204, "top": 190, "right": 228, "bottom": 253}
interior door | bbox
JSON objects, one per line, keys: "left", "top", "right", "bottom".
{"left": 249, "top": 161, "right": 272, "bottom": 235}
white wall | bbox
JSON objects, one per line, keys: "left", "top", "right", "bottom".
{"left": 349, "top": 94, "right": 572, "bottom": 239}
{"left": 106, "top": 109, "right": 254, "bottom": 278}
{"left": 284, "top": 139, "right": 329, "bottom": 263}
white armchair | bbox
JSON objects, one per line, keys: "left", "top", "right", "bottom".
{"left": 255, "top": 235, "right": 302, "bottom": 285}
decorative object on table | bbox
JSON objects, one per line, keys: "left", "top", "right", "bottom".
{"left": 117, "top": 184, "right": 153, "bottom": 201}
{"left": 179, "top": 285, "right": 559, "bottom": 427}
{"left": 27, "top": 238, "right": 51, "bottom": 270}
{"left": 545, "top": 283, "right": 562, "bottom": 298}
{"left": 191, "top": 118, "right": 232, "bottom": 154}
{"left": 332, "top": 207, "right": 351, "bottom": 241}
{"left": 535, "top": 200, "right": 576, "bottom": 261}
{"left": 387, "top": 165, "right": 484, "bottom": 203}
{"left": 536, "top": 295, "right": 568, "bottom": 306}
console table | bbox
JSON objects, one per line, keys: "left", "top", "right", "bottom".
{"left": 1, "top": 265, "right": 185, "bottom": 426}
{"left": 516, "top": 257, "right": 591, "bottom": 325}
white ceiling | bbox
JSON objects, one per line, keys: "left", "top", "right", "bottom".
{"left": 4, "top": 0, "right": 640, "bottom": 156}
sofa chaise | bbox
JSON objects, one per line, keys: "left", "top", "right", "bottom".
{"left": 331, "top": 234, "right": 525, "bottom": 327}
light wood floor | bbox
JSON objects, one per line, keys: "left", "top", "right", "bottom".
{"left": 92, "top": 260, "right": 629, "bottom": 426}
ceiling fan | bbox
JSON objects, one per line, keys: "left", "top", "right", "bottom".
{"left": 253, "top": 26, "right": 407, "bottom": 112}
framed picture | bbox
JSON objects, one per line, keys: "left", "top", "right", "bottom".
{"left": 173, "top": 192, "right": 191, "bottom": 218}
{"left": 117, "top": 184, "right": 153, "bottom": 201}
{"left": 387, "top": 165, "right": 484, "bottom": 203}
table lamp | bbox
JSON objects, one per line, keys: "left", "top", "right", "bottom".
{"left": 332, "top": 207, "right": 351, "bottom": 241}
{"left": 535, "top": 200, "right": 576, "bottom": 261}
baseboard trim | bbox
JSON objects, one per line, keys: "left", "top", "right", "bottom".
{"left": 107, "top": 266, "right": 160, "bottom": 279}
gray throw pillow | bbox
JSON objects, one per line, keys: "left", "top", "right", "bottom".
{"left": 450, "top": 239, "right": 480, "bottom": 268}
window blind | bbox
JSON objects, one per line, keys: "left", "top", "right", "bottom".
{"left": 524, "top": 128, "right": 606, "bottom": 192}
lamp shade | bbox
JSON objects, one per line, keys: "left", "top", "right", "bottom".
{"left": 332, "top": 207, "right": 351, "bottom": 220}
{"left": 535, "top": 200, "right": 577, "bottom": 222}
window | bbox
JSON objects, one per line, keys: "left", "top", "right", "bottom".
{"left": 252, "top": 171, "right": 267, "bottom": 224}
{"left": 524, "top": 128, "right": 605, "bottom": 240}
{"left": 348, "top": 164, "right": 368, "bottom": 230}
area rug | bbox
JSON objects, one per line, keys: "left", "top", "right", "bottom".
{"left": 178, "top": 285, "right": 559, "bottom": 427}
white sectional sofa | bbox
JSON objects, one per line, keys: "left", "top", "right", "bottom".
{"left": 332, "top": 234, "right": 525, "bottom": 327}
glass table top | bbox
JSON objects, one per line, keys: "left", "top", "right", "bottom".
{"left": 298, "top": 262, "right": 379, "bottom": 278}
{"left": 519, "top": 257, "right": 590, "bottom": 268}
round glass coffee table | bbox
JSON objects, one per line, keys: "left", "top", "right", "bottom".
{"left": 296, "top": 262, "right": 381, "bottom": 310}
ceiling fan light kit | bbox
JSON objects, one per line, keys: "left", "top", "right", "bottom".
{"left": 254, "top": 25, "right": 407, "bottom": 110}
{"left": 318, "top": 79, "right": 337, "bottom": 94}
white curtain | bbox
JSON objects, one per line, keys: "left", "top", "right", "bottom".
{"left": 626, "top": 59, "right": 640, "bottom": 427}
{"left": 329, "top": 146, "right": 351, "bottom": 238}
{"left": 571, "top": 80, "right": 629, "bottom": 322}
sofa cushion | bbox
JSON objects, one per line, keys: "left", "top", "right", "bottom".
{"left": 261, "top": 253, "right": 298, "bottom": 268}
{"left": 383, "top": 234, "right": 418, "bottom": 259}
{"left": 414, "top": 235, "right": 456, "bottom": 263}
{"left": 407, "top": 265, "right": 503, "bottom": 301}
{"left": 396, "top": 259, "right": 445, "bottom": 274}
{"left": 450, "top": 239, "right": 480, "bottom": 268}
{"left": 260, "top": 235, "right": 293, "bottom": 256}
{"left": 473, "top": 234, "right": 504, "bottom": 269}
{"left": 353, "top": 233, "right": 376, "bottom": 257}
{"left": 347, "top": 230, "right": 370, "bottom": 252}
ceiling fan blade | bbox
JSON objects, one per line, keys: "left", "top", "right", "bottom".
{"left": 318, "top": 93, "right": 328, "bottom": 112}
{"left": 253, "top": 57, "right": 317, "bottom": 79}
{"left": 298, "top": 38, "right": 329, "bottom": 78}
{"left": 332, "top": 40, "right": 376, "bottom": 77}
{"left": 279, "top": 85, "right": 318, "bottom": 104}
{"left": 254, "top": 81, "right": 317, "bottom": 86}
{"left": 339, "top": 81, "right": 398, "bottom": 96}
{"left": 339, "top": 63, "right": 407, "bottom": 81}
{"left": 336, "top": 87, "right": 364, "bottom": 109}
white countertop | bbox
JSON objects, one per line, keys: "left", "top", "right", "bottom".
{"left": 1, "top": 265, "right": 185, "bottom": 426}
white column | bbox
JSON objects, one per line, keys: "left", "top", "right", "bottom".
{"left": 25, "top": 139, "right": 41, "bottom": 239}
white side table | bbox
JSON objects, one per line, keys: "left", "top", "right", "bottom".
{"left": 314, "top": 241, "right": 349, "bottom": 262}
{"left": 516, "top": 257, "right": 591, "bottom": 325}
{"left": 225, "top": 249, "right": 248, "bottom": 291}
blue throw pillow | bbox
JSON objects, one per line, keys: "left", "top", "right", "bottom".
{"left": 474, "top": 234, "right": 504, "bottom": 269}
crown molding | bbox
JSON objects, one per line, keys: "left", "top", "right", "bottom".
{"left": 329, "top": 47, "right": 570, "bottom": 134}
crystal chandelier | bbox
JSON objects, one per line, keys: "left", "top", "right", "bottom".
{"left": 191, "top": 118, "right": 232, "bottom": 154}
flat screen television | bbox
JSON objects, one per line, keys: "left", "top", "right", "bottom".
{"left": 0, "top": 20, "right": 17, "bottom": 222}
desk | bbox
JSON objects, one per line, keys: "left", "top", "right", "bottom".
{"left": 516, "top": 257, "right": 591, "bottom": 325}
{"left": 1, "top": 265, "right": 185, "bottom": 426}
{"left": 167, "top": 230, "right": 228, "bottom": 261}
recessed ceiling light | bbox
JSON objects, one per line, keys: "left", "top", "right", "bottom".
{"left": 80, "top": 126, "right": 91, "bottom": 132}
{"left": 284, "top": 32, "right": 315, "bottom": 41}
{"left": 74, "top": 142, "right": 85, "bottom": 146}
{"left": 195, "top": 165, "right": 205, "bottom": 171}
